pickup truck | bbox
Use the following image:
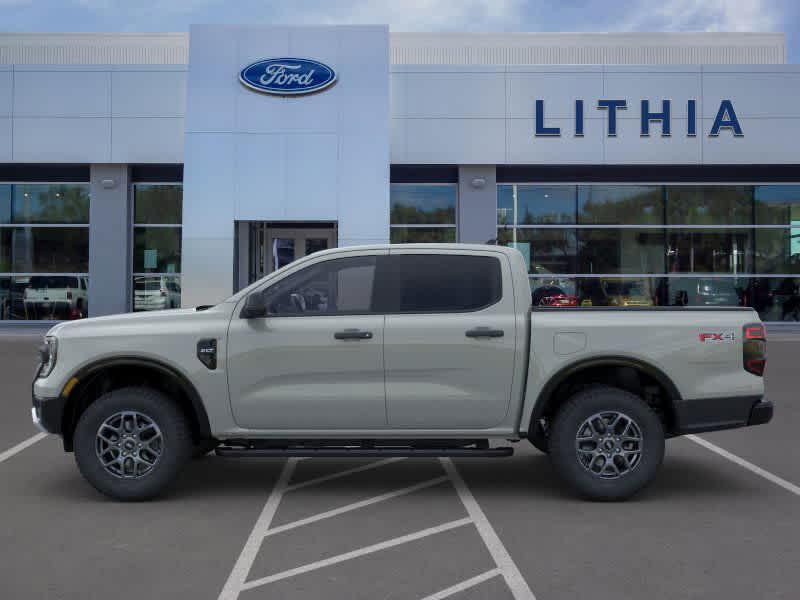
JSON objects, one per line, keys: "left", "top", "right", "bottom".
{"left": 31, "top": 244, "right": 772, "bottom": 502}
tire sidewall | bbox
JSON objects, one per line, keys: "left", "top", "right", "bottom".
{"left": 73, "top": 387, "right": 192, "bottom": 501}
{"left": 549, "top": 386, "right": 665, "bottom": 501}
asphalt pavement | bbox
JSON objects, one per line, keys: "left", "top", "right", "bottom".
{"left": 1, "top": 334, "right": 799, "bottom": 599}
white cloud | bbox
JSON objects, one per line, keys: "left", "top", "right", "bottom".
{"left": 622, "top": 0, "right": 780, "bottom": 32}
{"left": 281, "top": 0, "right": 524, "bottom": 31}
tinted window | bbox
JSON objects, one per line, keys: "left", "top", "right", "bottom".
{"left": 263, "top": 256, "right": 376, "bottom": 316}
{"left": 382, "top": 254, "right": 502, "bottom": 313}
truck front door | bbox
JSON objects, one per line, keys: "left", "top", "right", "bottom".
{"left": 380, "top": 251, "right": 517, "bottom": 429}
{"left": 227, "top": 252, "right": 386, "bottom": 430}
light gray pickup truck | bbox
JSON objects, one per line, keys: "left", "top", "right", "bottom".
{"left": 32, "top": 244, "right": 771, "bottom": 501}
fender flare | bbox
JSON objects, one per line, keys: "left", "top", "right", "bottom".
{"left": 63, "top": 356, "right": 212, "bottom": 443}
{"left": 528, "top": 355, "right": 683, "bottom": 435}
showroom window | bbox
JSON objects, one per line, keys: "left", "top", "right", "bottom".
{"left": 132, "top": 184, "right": 182, "bottom": 311}
{"left": 390, "top": 184, "right": 457, "bottom": 243}
{"left": 0, "top": 183, "right": 90, "bottom": 321}
{"left": 497, "top": 184, "right": 800, "bottom": 321}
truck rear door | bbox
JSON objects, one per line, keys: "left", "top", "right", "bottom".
{"left": 380, "top": 250, "right": 517, "bottom": 429}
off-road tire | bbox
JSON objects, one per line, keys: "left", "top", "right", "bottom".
{"left": 549, "top": 385, "right": 665, "bottom": 501}
{"left": 73, "top": 386, "right": 193, "bottom": 501}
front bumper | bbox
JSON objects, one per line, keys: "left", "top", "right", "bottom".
{"left": 31, "top": 393, "right": 66, "bottom": 434}
{"left": 675, "top": 395, "right": 773, "bottom": 435}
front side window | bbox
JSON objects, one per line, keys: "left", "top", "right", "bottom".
{"left": 263, "top": 256, "right": 376, "bottom": 316}
{"left": 380, "top": 254, "right": 502, "bottom": 313}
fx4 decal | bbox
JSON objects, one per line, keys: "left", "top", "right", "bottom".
{"left": 699, "top": 331, "right": 736, "bottom": 344}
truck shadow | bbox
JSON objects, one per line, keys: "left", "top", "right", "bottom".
{"left": 39, "top": 452, "right": 760, "bottom": 504}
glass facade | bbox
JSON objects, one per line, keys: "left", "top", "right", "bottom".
{"left": 498, "top": 184, "right": 800, "bottom": 321}
{"left": 0, "top": 183, "right": 90, "bottom": 320}
{"left": 132, "top": 184, "right": 182, "bottom": 311}
{"left": 390, "top": 184, "right": 457, "bottom": 243}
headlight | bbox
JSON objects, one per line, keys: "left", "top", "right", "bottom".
{"left": 38, "top": 336, "right": 58, "bottom": 378}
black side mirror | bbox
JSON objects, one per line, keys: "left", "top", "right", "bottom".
{"left": 241, "top": 292, "right": 268, "bottom": 319}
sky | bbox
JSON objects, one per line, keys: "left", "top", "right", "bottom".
{"left": 0, "top": 0, "right": 797, "bottom": 62}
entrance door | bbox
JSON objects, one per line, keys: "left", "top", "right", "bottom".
{"left": 248, "top": 224, "right": 337, "bottom": 284}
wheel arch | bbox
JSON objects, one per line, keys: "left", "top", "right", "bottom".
{"left": 60, "top": 356, "right": 212, "bottom": 452}
{"left": 527, "top": 355, "right": 683, "bottom": 447}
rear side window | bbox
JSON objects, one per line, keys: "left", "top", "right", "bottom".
{"left": 379, "top": 254, "right": 502, "bottom": 313}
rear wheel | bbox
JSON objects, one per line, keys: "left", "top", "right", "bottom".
{"left": 73, "top": 386, "right": 193, "bottom": 501}
{"left": 548, "top": 385, "right": 664, "bottom": 501}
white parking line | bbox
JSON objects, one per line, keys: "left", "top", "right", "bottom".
{"left": 264, "top": 475, "right": 449, "bottom": 538}
{"left": 440, "top": 458, "right": 537, "bottom": 600}
{"left": 687, "top": 434, "right": 800, "bottom": 497}
{"left": 220, "top": 456, "right": 537, "bottom": 600}
{"left": 241, "top": 518, "right": 472, "bottom": 591}
{"left": 419, "top": 568, "right": 502, "bottom": 600}
{"left": 0, "top": 433, "right": 47, "bottom": 464}
{"left": 218, "top": 458, "right": 299, "bottom": 600}
{"left": 285, "top": 457, "right": 406, "bottom": 492}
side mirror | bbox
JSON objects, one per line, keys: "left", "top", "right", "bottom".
{"left": 240, "top": 292, "right": 268, "bottom": 319}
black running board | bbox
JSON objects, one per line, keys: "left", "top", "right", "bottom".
{"left": 215, "top": 446, "right": 513, "bottom": 458}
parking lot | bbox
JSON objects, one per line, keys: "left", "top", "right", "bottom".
{"left": 2, "top": 331, "right": 799, "bottom": 600}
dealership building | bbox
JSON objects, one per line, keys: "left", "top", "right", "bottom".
{"left": 0, "top": 27, "right": 799, "bottom": 322}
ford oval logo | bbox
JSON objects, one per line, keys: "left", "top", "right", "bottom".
{"left": 239, "top": 58, "right": 337, "bottom": 96}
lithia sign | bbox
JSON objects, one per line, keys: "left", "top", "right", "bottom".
{"left": 535, "top": 99, "right": 743, "bottom": 138}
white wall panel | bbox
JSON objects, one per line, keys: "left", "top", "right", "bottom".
{"left": 702, "top": 118, "right": 798, "bottom": 164}
{"left": 0, "top": 69, "right": 11, "bottom": 117}
{"left": 606, "top": 118, "right": 701, "bottom": 164}
{"left": 234, "top": 134, "right": 285, "bottom": 221}
{"left": 112, "top": 70, "right": 185, "bottom": 116}
{"left": 390, "top": 118, "right": 406, "bottom": 162}
{"left": 402, "top": 71, "right": 505, "bottom": 118}
{"left": 13, "top": 117, "right": 110, "bottom": 162}
{"left": 405, "top": 118, "right": 504, "bottom": 164}
{"left": 702, "top": 71, "right": 800, "bottom": 118}
{"left": 180, "top": 237, "right": 234, "bottom": 305}
{"left": 0, "top": 118, "right": 11, "bottom": 160}
{"left": 111, "top": 117, "right": 184, "bottom": 162}
{"left": 286, "top": 134, "right": 338, "bottom": 221}
{"left": 14, "top": 70, "right": 109, "bottom": 117}
{"left": 604, "top": 70, "right": 701, "bottom": 118}
{"left": 338, "top": 134, "right": 389, "bottom": 242}
{"left": 184, "top": 26, "right": 238, "bottom": 133}
{"left": 338, "top": 26, "right": 390, "bottom": 134}
{"left": 235, "top": 85, "right": 339, "bottom": 134}
{"left": 506, "top": 117, "right": 604, "bottom": 164}
{"left": 506, "top": 70, "right": 603, "bottom": 119}
{"left": 182, "top": 132, "right": 235, "bottom": 238}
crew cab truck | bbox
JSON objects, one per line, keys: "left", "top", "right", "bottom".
{"left": 31, "top": 244, "right": 772, "bottom": 501}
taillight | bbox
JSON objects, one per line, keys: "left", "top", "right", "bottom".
{"left": 743, "top": 322, "right": 766, "bottom": 376}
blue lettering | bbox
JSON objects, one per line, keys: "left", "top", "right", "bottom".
{"left": 709, "top": 99, "right": 743, "bottom": 136}
{"left": 640, "top": 99, "right": 671, "bottom": 137}
{"left": 575, "top": 100, "right": 584, "bottom": 137}
{"left": 597, "top": 100, "right": 627, "bottom": 136}
{"left": 687, "top": 100, "right": 697, "bottom": 136}
{"left": 535, "top": 100, "right": 560, "bottom": 136}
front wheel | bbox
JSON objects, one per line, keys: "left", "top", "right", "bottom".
{"left": 548, "top": 385, "right": 665, "bottom": 501}
{"left": 73, "top": 387, "right": 193, "bottom": 501}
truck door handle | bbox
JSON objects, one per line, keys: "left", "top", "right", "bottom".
{"left": 465, "top": 327, "right": 504, "bottom": 338}
{"left": 334, "top": 329, "right": 373, "bottom": 340}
